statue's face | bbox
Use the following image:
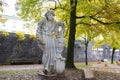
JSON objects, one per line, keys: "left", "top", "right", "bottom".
{"left": 47, "top": 13, "right": 54, "bottom": 21}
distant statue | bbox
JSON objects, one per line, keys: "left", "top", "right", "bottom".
{"left": 36, "top": 10, "right": 65, "bottom": 75}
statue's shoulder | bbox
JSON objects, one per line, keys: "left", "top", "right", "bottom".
{"left": 38, "top": 18, "right": 46, "bottom": 26}
{"left": 56, "top": 21, "right": 64, "bottom": 26}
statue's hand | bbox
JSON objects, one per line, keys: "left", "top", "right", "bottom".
{"left": 52, "top": 32, "right": 56, "bottom": 38}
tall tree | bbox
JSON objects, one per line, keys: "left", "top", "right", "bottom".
{"left": 111, "top": 47, "right": 116, "bottom": 64}
{"left": 65, "top": 0, "right": 77, "bottom": 68}
{"left": 76, "top": 24, "right": 101, "bottom": 65}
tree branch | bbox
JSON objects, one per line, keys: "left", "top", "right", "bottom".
{"left": 76, "top": 22, "right": 92, "bottom": 26}
{"left": 50, "top": 0, "right": 57, "bottom": 10}
{"left": 76, "top": 16, "right": 85, "bottom": 19}
{"left": 76, "top": 15, "right": 120, "bottom": 25}
{"left": 57, "top": 0, "right": 62, "bottom": 6}
{"left": 89, "top": 16, "right": 109, "bottom": 25}
{"left": 50, "top": 0, "right": 69, "bottom": 11}
{"left": 90, "top": 16, "right": 120, "bottom": 25}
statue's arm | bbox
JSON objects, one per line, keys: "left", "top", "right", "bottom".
{"left": 36, "top": 19, "right": 45, "bottom": 44}
{"left": 57, "top": 21, "right": 65, "bottom": 34}
{"left": 57, "top": 21, "right": 65, "bottom": 32}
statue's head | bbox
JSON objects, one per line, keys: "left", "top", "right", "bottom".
{"left": 45, "top": 10, "right": 55, "bottom": 21}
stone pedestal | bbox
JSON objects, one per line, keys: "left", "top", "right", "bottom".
{"left": 55, "top": 56, "right": 65, "bottom": 74}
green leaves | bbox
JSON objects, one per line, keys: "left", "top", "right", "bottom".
{"left": 75, "top": 0, "right": 120, "bottom": 50}
{"left": 17, "top": 0, "right": 120, "bottom": 49}
{"left": 17, "top": 0, "right": 42, "bottom": 22}
{"left": 0, "top": 5, "right": 7, "bottom": 23}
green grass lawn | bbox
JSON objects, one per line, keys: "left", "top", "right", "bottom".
{"left": 74, "top": 62, "right": 95, "bottom": 68}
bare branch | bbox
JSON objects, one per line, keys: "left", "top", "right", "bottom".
{"left": 57, "top": 0, "right": 62, "bottom": 6}
{"left": 50, "top": 0, "right": 57, "bottom": 10}
{"left": 50, "top": 0, "right": 69, "bottom": 11}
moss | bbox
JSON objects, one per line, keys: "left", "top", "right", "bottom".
{"left": 75, "top": 62, "right": 92, "bottom": 68}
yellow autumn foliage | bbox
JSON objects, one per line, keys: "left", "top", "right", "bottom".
{"left": 29, "top": 33, "right": 36, "bottom": 40}
{"left": 15, "top": 31, "right": 25, "bottom": 41}
{"left": 1, "top": 30, "right": 9, "bottom": 37}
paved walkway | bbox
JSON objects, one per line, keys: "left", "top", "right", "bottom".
{"left": 0, "top": 63, "right": 120, "bottom": 72}
{"left": 0, "top": 64, "right": 44, "bottom": 71}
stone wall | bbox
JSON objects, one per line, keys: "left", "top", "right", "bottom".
{"left": 0, "top": 33, "right": 43, "bottom": 64}
{"left": 74, "top": 40, "right": 120, "bottom": 62}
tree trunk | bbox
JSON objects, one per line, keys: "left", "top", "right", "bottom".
{"left": 111, "top": 47, "right": 116, "bottom": 64}
{"left": 85, "top": 40, "right": 89, "bottom": 65}
{"left": 65, "top": 0, "right": 77, "bottom": 68}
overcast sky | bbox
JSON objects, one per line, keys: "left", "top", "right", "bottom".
{"left": 0, "top": 0, "right": 31, "bottom": 33}
{"left": 1, "top": 0, "right": 54, "bottom": 34}
{"left": 1, "top": 0, "right": 36, "bottom": 34}
{"left": 3, "top": 0, "right": 16, "bottom": 16}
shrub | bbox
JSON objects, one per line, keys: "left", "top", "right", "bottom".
{"left": 1, "top": 30, "right": 9, "bottom": 37}
{"left": 29, "top": 33, "right": 36, "bottom": 40}
{"left": 15, "top": 31, "right": 25, "bottom": 41}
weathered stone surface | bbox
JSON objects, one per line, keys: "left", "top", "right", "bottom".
{"left": 0, "top": 33, "right": 43, "bottom": 64}
{"left": 83, "top": 68, "right": 95, "bottom": 80}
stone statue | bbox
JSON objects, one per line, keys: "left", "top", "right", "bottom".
{"left": 55, "top": 22, "right": 66, "bottom": 74}
{"left": 36, "top": 10, "right": 65, "bottom": 75}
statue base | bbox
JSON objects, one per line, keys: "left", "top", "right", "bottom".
{"left": 38, "top": 71, "right": 66, "bottom": 80}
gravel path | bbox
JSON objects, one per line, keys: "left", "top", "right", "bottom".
{"left": 0, "top": 64, "right": 44, "bottom": 71}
